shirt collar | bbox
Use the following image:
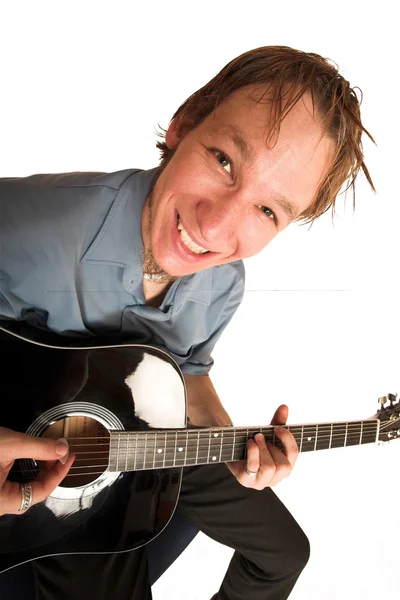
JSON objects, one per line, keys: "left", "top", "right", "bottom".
{"left": 81, "top": 167, "right": 212, "bottom": 305}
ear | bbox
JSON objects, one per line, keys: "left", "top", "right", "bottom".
{"left": 165, "top": 116, "right": 194, "bottom": 150}
{"left": 165, "top": 117, "right": 180, "bottom": 150}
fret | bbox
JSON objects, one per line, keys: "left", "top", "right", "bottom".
{"left": 152, "top": 432, "right": 166, "bottom": 469}
{"left": 344, "top": 422, "right": 348, "bottom": 447}
{"left": 207, "top": 430, "right": 211, "bottom": 464}
{"left": 132, "top": 433, "right": 136, "bottom": 471}
{"left": 117, "top": 433, "right": 121, "bottom": 471}
{"left": 313, "top": 425, "right": 318, "bottom": 452}
{"left": 186, "top": 429, "right": 198, "bottom": 466}
{"left": 173, "top": 430, "right": 177, "bottom": 467}
{"left": 329, "top": 423, "right": 346, "bottom": 449}
{"left": 196, "top": 430, "right": 209, "bottom": 464}
{"left": 297, "top": 425, "right": 317, "bottom": 453}
{"left": 316, "top": 424, "right": 332, "bottom": 451}
{"left": 108, "top": 436, "right": 115, "bottom": 471}
{"left": 219, "top": 429, "right": 224, "bottom": 463}
{"left": 185, "top": 429, "right": 189, "bottom": 466}
{"left": 125, "top": 433, "right": 129, "bottom": 472}
{"left": 245, "top": 428, "right": 249, "bottom": 462}
{"left": 153, "top": 431, "right": 157, "bottom": 469}
{"left": 174, "top": 433, "right": 185, "bottom": 466}
{"left": 359, "top": 421, "right": 363, "bottom": 445}
{"left": 329, "top": 424, "right": 333, "bottom": 450}
{"left": 163, "top": 432, "right": 167, "bottom": 468}
{"left": 299, "top": 425, "right": 304, "bottom": 453}
{"left": 231, "top": 429, "right": 236, "bottom": 461}
{"left": 196, "top": 430, "right": 200, "bottom": 465}
{"left": 210, "top": 431, "right": 220, "bottom": 464}
{"left": 143, "top": 432, "right": 148, "bottom": 469}
{"left": 344, "top": 422, "right": 363, "bottom": 447}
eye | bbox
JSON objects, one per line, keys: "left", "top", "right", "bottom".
{"left": 212, "top": 149, "right": 234, "bottom": 176}
{"left": 257, "top": 205, "right": 277, "bottom": 224}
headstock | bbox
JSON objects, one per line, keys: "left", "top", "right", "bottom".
{"left": 376, "top": 393, "right": 400, "bottom": 443}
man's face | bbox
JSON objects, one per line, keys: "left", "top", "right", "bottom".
{"left": 142, "top": 85, "right": 334, "bottom": 277}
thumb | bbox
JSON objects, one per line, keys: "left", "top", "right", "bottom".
{"left": 0, "top": 427, "right": 69, "bottom": 464}
{"left": 270, "top": 404, "right": 288, "bottom": 426}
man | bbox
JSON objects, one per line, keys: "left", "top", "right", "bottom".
{"left": 0, "top": 46, "right": 374, "bottom": 599}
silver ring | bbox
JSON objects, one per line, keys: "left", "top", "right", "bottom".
{"left": 245, "top": 466, "right": 259, "bottom": 477}
{"left": 18, "top": 483, "right": 33, "bottom": 512}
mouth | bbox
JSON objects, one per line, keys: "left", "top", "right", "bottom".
{"left": 176, "top": 213, "right": 210, "bottom": 255}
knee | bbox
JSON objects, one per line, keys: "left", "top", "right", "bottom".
{"left": 283, "top": 523, "right": 310, "bottom": 576}
{"left": 260, "top": 520, "right": 310, "bottom": 580}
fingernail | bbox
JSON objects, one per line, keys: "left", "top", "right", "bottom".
{"left": 56, "top": 438, "right": 69, "bottom": 464}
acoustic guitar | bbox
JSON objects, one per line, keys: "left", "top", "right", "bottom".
{"left": 0, "top": 322, "right": 399, "bottom": 574}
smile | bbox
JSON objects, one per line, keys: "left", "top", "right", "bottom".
{"left": 177, "top": 214, "right": 209, "bottom": 255}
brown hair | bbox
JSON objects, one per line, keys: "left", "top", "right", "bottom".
{"left": 156, "top": 46, "right": 376, "bottom": 223}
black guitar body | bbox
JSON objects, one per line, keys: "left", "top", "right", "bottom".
{"left": 0, "top": 324, "right": 186, "bottom": 573}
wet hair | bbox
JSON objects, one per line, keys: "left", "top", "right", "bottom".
{"left": 156, "top": 46, "right": 375, "bottom": 223}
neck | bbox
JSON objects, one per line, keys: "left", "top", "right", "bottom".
{"left": 108, "top": 418, "right": 380, "bottom": 472}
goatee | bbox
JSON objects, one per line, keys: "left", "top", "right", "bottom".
{"left": 143, "top": 178, "right": 176, "bottom": 283}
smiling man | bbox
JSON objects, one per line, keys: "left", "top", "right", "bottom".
{"left": 0, "top": 46, "right": 374, "bottom": 600}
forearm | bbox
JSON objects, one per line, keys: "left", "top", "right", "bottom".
{"left": 183, "top": 374, "right": 233, "bottom": 427}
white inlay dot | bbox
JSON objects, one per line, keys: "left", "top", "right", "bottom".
{"left": 214, "top": 433, "right": 219, "bottom": 437}
{"left": 307, "top": 437, "right": 312, "bottom": 441}
{"left": 157, "top": 449, "right": 163, "bottom": 454}
{"left": 212, "top": 456, "right": 217, "bottom": 461}
{"left": 178, "top": 447, "right": 183, "bottom": 452}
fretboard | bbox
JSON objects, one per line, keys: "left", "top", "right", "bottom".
{"left": 108, "top": 419, "right": 379, "bottom": 472}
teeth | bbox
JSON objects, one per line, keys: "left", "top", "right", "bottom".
{"left": 177, "top": 216, "right": 209, "bottom": 254}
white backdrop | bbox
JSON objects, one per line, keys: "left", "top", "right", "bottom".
{"left": 1, "top": 1, "right": 399, "bottom": 599}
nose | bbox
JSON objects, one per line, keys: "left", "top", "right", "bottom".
{"left": 196, "top": 194, "right": 243, "bottom": 253}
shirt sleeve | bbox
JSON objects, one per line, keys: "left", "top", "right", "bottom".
{"left": 180, "top": 260, "right": 245, "bottom": 376}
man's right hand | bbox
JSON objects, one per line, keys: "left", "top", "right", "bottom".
{"left": 0, "top": 427, "right": 74, "bottom": 516}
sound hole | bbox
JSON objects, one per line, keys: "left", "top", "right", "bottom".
{"left": 42, "top": 416, "right": 110, "bottom": 487}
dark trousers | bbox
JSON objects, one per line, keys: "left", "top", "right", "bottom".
{"left": 26, "top": 464, "right": 310, "bottom": 599}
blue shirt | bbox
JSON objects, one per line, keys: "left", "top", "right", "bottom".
{"left": 0, "top": 168, "right": 245, "bottom": 374}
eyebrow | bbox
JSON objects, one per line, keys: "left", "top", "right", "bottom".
{"left": 272, "top": 194, "right": 299, "bottom": 223}
{"left": 216, "top": 124, "right": 254, "bottom": 165}
{"left": 212, "top": 124, "right": 299, "bottom": 223}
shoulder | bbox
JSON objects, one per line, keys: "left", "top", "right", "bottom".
{"left": 0, "top": 168, "right": 142, "bottom": 192}
{"left": 211, "top": 260, "right": 245, "bottom": 293}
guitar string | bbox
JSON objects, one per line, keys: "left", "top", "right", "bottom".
{"left": 9, "top": 427, "right": 381, "bottom": 463}
{"left": 10, "top": 421, "right": 397, "bottom": 478}
{"left": 50, "top": 421, "right": 382, "bottom": 443}
{"left": 9, "top": 431, "right": 381, "bottom": 477}
{"left": 65, "top": 427, "right": 381, "bottom": 455}
{"left": 60, "top": 425, "right": 382, "bottom": 448}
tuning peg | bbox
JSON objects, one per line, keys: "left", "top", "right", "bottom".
{"left": 379, "top": 396, "right": 387, "bottom": 407}
{"left": 388, "top": 393, "right": 398, "bottom": 405}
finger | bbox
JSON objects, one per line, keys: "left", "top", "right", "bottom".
{"left": 227, "top": 437, "right": 266, "bottom": 488}
{"left": 0, "top": 459, "right": 15, "bottom": 488}
{"left": 36, "top": 459, "right": 58, "bottom": 482}
{"left": 253, "top": 434, "right": 277, "bottom": 482}
{"left": 274, "top": 426, "right": 298, "bottom": 467}
{"left": 245, "top": 438, "right": 261, "bottom": 474}
{"left": 0, "top": 453, "right": 75, "bottom": 516}
{"left": 270, "top": 404, "right": 288, "bottom": 426}
{"left": 0, "top": 427, "right": 69, "bottom": 465}
{"left": 265, "top": 443, "right": 293, "bottom": 486}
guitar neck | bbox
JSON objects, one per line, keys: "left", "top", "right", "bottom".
{"left": 108, "top": 419, "right": 380, "bottom": 472}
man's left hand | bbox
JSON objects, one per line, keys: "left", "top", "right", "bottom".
{"left": 225, "top": 404, "right": 298, "bottom": 490}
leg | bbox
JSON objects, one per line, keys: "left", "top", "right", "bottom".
{"left": 177, "top": 464, "right": 310, "bottom": 600}
{"left": 32, "top": 549, "right": 151, "bottom": 600}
